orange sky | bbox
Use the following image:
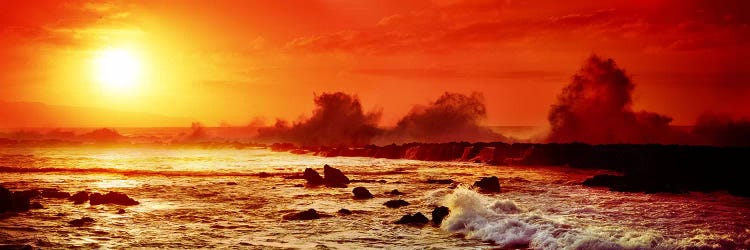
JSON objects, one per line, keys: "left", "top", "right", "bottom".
{"left": 1, "top": 0, "right": 748, "bottom": 127}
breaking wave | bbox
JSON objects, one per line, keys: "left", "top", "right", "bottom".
{"left": 440, "top": 186, "right": 742, "bottom": 249}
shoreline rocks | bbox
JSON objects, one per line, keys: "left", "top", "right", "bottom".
{"left": 473, "top": 176, "right": 501, "bottom": 193}
{"left": 282, "top": 209, "right": 332, "bottom": 220}
{"left": 384, "top": 199, "right": 409, "bottom": 208}
{"left": 323, "top": 165, "right": 349, "bottom": 188}
{"left": 90, "top": 192, "right": 139, "bottom": 206}
{"left": 395, "top": 212, "right": 429, "bottom": 225}
{"left": 431, "top": 206, "right": 450, "bottom": 225}
{"left": 303, "top": 168, "right": 324, "bottom": 186}
{"left": 352, "top": 187, "right": 373, "bottom": 199}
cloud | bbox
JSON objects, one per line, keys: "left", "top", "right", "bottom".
{"left": 547, "top": 55, "right": 685, "bottom": 144}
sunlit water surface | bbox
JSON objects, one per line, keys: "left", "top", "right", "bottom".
{"left": 0, "top": 147, "right": 748, "bottom": 249}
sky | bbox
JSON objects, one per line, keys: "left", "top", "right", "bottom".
{"left": 1, "top": 0, "right": 748, "bottom": 127}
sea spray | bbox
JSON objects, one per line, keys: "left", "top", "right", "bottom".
{"left": 440, "top": 186, "right": 635, "bottom": 249}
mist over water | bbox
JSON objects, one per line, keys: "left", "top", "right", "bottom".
{"left": 1, "top": 147, "right": 748, "bottom": 249}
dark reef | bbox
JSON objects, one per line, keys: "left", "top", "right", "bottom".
{"left": 274, "top": 142, "right": 750, "bottom": 197}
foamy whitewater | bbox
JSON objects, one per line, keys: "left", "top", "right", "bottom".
{"left": 1, "top": 147, "right": 748, "bottom": 249}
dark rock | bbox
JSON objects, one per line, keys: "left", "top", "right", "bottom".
{"left": 282, "top": 209, "right": 331, "bottom": 220}
{"left": 41, "top": 189, "right": 70, "bottom": 199}
{"left": 582, "top": 174, "right": 623, "bottom": 187}
{"left": 55, "top": 213, "right": 65, "bottom": 217}
{"left": 89, "top": 192, "right": 139, "bottom": 206}
{"left": 337, "top": 208, "right": 352, "bottom": 215}
{"left": 352, "top": 187, "right": 373, "bottom": 199}
{"left": 117, "top": 209, "right": 126, "bottom": 214}
{"left": 0, "top": 244, "right": 33, "bottom": 250}
{"left": 14, "top": 190, "right": 40, "bottom": 200}
{"left": 426, "top": 179, "right": 453, "bottom": 184}
{"left": 473, "top": 176, "right": 501, "bottom": 193}
{"left": 383, "top": 199, "right": 410, "bottom": 208}
{"left": 395, "top": 212, "right": 429, "bottom": 225}
{"left": 387, "top": 189, "right": 404, "bottom": 195}
{"left": 30, "top": 202, "right": 44, "bottom": 209}
{"left": 293, "top": 184, "right": 304, "bottom": 187}
{"left": 431, "top": 206, "right": 450, "bottom": 225}
{"left": 0, "top": 186, "right": 11, "bottom": 213}
{"left": 303, "top": 168, "right": 324, "bottom": 186}
{"left": 10, "top": 192, "right": 31, "bottom": 212}
{"left": 69, "top": 191, "right": 89, "bottom": 204}
{"left": 323, "top": 165, "right": 349, "bottom": 188}
{"left": 226, "top": 182, "right": 238, "bottom": 185}
{"left": 68, "top": 217, "right": 95, "bottom": 227}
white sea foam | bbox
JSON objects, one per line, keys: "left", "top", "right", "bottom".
{"left": 439, "top": 186, "right": 673, "bottom": 250}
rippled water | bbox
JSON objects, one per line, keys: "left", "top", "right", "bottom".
{"left": 1, "top": 147, "right": 748, "bottom": 249}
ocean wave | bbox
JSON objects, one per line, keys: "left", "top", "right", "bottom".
{"left": 439, "top": 186, "right": 742, "bottom": 249}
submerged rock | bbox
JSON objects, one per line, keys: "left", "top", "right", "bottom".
{"left": 303, "top": 168, "right": 324, "bottom": 186}
{"left": 41, "top": 189, "right": 70, "bottom": 199}
{"left": 473, "top": 176, "right": 501, "bottom": 193}
{"left": 89, "top": 192, "right": 139, "bottom": 206}
{"left": 68, "top": 217, "right": 95, "bottom": 227}
{"left": 282, "top": 209, "right": 331, "bottom": 220}
{"left": 226, "top": 182, "right": 238, "bottom": 185}
{"left": 352, "top": 187, "right": 373, "bottom": 199}
{"left": 383, "top": 199, "right": 410, "bottom": 208}
{"left": 425, "top": 179, "right": 453, "bottom": 184}
{"left": 30, "top": 202, "right": 44, "bottom": 209}
{"left": 69, "top": 191, "right": 89, "bottom": 204}
{"left": 395, "top": 212, "right": 429, "bottom": 225}
{"left": 323, "top": 165, "right": 349, "bottom": 188}
{"left": 387, "top": 189, "right": 405, "bottom": 195}
{"left": 117, "top": 208, "right": 126, "bottom": 214}
{"left": 431, "top": 206, "right": 450, "bottom": 225}
{"left": 337, "top": 208, "right": 352, "bottom": 215}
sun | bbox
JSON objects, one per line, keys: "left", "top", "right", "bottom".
{"left": 93, "top": 48, "right": 142, "bottom": 92}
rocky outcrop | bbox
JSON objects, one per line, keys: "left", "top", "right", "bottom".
{"left": 90, "top": 192, "right": 139, "bottom": 206}
{"left": 352, "top": 187, "right": 373, "bottom": 199}
{"left": 395, "top": 212, "right": 429, "bottom": 225}
{"left": 383, "top": 199, "right": 409, "bottom": 208}
{"left": 323, "top": 165, "right": 349, "bottom": 188}
{"left": 387, "top": 189, "right": 404, "bottom": 195}
{"left": 0, "top": 186, "right": 31, "bottom": 213}
{"left": 337, "top": 208, "right": 352, "bottom": 215}
{"left": 69, "top": 191, "right": 89, "bottom": 204}
{"left": 303, "top": 168, "right": 324, "bottom": 186}
{"left": 431, "top": 206, "right": 450, "bottom": 225}
{"left": 282, "top": 209, "right": 332, "bottom": 220}
{"left": 68, "top": 217, "right": 95, "bottom": 227}
{"left": 473, "top": 176, "right": 500, "bottom": 193}
{"left": 41, "top": 189, "right": 70, "bottom": 199}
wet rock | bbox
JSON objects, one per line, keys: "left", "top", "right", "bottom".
{"left": 89, "top": 192, "right": 139, "bottom": 206}
{"left": 68, "top": 217, "right": 95, "bottom": 227}
{"left": 41, "top": 189, "right": 70, "bottom": 199}
{"left": 352, "top": 187, "right": 373, "bottom": 199}
{"left": 473, "top": 176, "right": 501, "bottom": 193}
{"left": 0, "top": 244, "right": 33, "bottom": 250}
{"left": 425, "top": 179, "right": 453, "bottom": 184}
{"left": 431, "top": 206, "right": 450, "bottom": 225}
{"left": 293, "top": 184, "right": 304, "bottom": 187}
{"left": 117, "top": 209, "right": 126, "bottom": 214}
{"left": 387, "top": 189, "right": 404, "bottom": 195}
{"left": 303, "top": 168, "right": 324, "bottom": 186}
{"left": 69, "top": 191, "right": 89, "bottom": 204}
{"left": 395, "top": 212, "right": 429, "bottom": 225}
{"left": 226, "top": 182, "right": 238, "bottom": 185}
{"left": 30, "top": 202, "right": 44, "bottom": 209}
{"left": 282, "top": 209, "right": 331, "bottom": 220}
{"left": 383, "top": 199, "right": 410, "bottom": 208}
{"left": 337, "top": 208, "right": 352, "bottom": 215}
{"left": 14, "top": 190, "right": 40, "bottom": 200}
{"left": 323, "top": 165, "right": 349, "bottom": 188}
{"left": 1, "top": 186, "right": 33, "bottom": 213}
